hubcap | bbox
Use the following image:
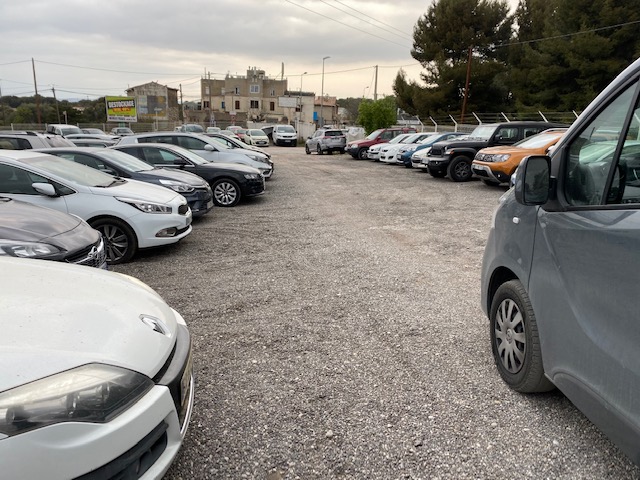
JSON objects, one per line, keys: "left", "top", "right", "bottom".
{"left": 494, "top": 299, "right": 526, "bottom": 373}
{"left": 214, "top": 182, "right": 238, "bottom": 206}
{"left": 97, "top": 224, "right": 128, "bottom": 263}
{"left": 455, "top": 162, "right": 470, "bottom": 178}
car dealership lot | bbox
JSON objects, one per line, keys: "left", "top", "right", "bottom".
{"left": 113, "top": 146, "right": 640, "bottom": 479}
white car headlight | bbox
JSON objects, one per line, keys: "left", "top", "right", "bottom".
{"left": 0, "top": 364, "right": 153, "bottom": 436}
{"left": 158, "top": 179, "right": 195, "bottom": 193}
{"left": 0, "top": 240, "right": 61, "bottom": 259}
{"left": 494, "top": 154, "right": 511, "bottom": 162}
{"left": 117, "top": 197, "right": 172, "bottom": 214}
{"left": 244, "top": 173, "right": 260, "bottom": 179}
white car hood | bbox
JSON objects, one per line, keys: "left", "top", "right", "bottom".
{"left": 87, "top": 177, "right": 182, "bottom": 203}
{"left": 0, "top": 258, "right": 179, "bottom": 392}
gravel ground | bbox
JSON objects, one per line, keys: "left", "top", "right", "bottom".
{"left": 113, "top": 146, "right": 640, "bottom": 480}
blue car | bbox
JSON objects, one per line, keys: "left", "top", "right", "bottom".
{"left": 401, "top": 132, "right": 467, "bottom": 168}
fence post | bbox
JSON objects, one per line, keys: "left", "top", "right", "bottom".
{"left": 501, "top": 112, "right": 510, "bottom": 122}
{"left": 429, "top": 116, "right": 438, "bottom": 133}
{"left": 538, "top": 111, "right": 549, "bottom": 122}
{"left": 472, "top": 112, "right": 482, "bottom": 124}
{"left": 449, "top": 115, "right": 458, "bottom": 132}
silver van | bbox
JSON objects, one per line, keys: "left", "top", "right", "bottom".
{"left": 481, "top": 58, "right": 640, "bottom": 464}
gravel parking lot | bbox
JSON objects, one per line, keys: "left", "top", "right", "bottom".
{"left": 114, "top": 146, "right": 640, "bottom": 479}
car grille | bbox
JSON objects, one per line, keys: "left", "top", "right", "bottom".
{"left": 178, "top": 204, "right": 189, "bottom": 215}
{"left": 65, "top": 237, "right": 107, "bottom": 268}
{"left": 74, "top": 422, "right": 168, "bottom": 480}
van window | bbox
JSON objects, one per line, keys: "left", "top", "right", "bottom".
{"left": 564, "top": 81, "right": 639, "bottom": 206}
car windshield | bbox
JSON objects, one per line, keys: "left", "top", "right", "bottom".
{"left": 513, "top": 131, "right": 566, "bottom": 149}
{"left": 249, "top": 130, "right": 264, "bottom": 136}
{"left": 419, "top": 134, "right": 451, "bottom": 146}
{"left": 467, "top": 125, "right": 498, "bottom": 141}
{"left": 23, "top": 155, "right": 120, "bottom": 187}
{"left": 365, "top": 129, "right": 383, "bottom": 140}
{"left": 324, "top": 130, "right": 343, "bottom": 136}
{"left": 277, "top": 126, "right": 295, "bottom": 133}
{"left": 84, "top": 128, "right": 105, "bottom": 135}
{"left": 402, "top": 133, "right": 425, "bottom": 143}
{"left": 60, "top": 126, "right": 83, "bottom": 136}
{"left": 117, "top": 128, "right": 134, "bottom": 134}
{"left": 93, "top": 149, "right": 155, "bottom": 172}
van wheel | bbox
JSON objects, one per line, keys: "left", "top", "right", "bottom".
{"left": 490, "top": 280, "right": 555, "bottom": 393}
{"left": 448, "top": 156, "right": 473, "bottom": 182}
{"left": 90, "top": 217, "right": 137, "bottom": 265}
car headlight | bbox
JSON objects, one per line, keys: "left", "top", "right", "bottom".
{"left": 0, "top": 364, "right": 154, "bottom": 436}
{"left": 117, "top": 197, "right": 172, "bottom": 214}
{"left": 494, "top": 154, "right": 511, "bottom": 162}
{"left": 444, "top": 147, "right": 455, "bottom": 155}
{"left": 248, "top": 154, "right": 268, "bottom": 163}
{"left": 0, "top": 240, "right": 62, "bottom": 259}
{"left": 158, "top": 179, "right": 195, "bottom": 193}
{"left": 244, "top": 173, "right": 260, "bottom": 179}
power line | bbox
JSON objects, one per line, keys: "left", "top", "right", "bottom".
{"left": 318, "top": 0, "right": 412, "bottom": 41}
{"left": 283, "top": 0, "right": 411, "bottom": 49}
{"left": 34, "top": 59, "right": 201, "bottom": 76}
{"left": 334, "top": 0, "right": 411, "bottom": 38}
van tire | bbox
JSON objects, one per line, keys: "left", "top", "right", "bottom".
{"left": 490, "top": 280, "right": 555, "bottom": 393}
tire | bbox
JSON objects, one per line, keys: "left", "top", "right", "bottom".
{"left": 482, "top": 179, "right": 501, "bottom": 187}
{"left": 90, "top": 217, "right": 137, "bottom": 265}
{"left": 305, "top": 144, "right": 311, "bottom": 155}
{"left": 357, "top": 148, "right": 368, "bottom": 160}
{"left": 317, "top": 144, "right": 323, "bottom": 155}
{"left": 212, "top": 178, "right": 241, "bottom": 207}
{"left": 448, "top": 155, "right": 473, "bottom": 182}
{"left": 428, "top": 168, "right": 446, "bottom": 178}
{"left": 339, "top": 149, "right": 345, "bottom": 155}
{"left": 490, "top": 280, "right": 555, "bottom": 393}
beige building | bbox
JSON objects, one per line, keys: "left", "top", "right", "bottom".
{"left": 126, "top": 82, "right": 180, "bottom": 123}
{"left": 201, "top": 67, "right": 338, "bottom": 128}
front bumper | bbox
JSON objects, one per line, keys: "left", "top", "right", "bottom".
{"left": 471, "top": 163, "right": 509, "bottom": 183}
{"left": 1, "top": 322, "right": 194, "bottom": 480}
{"left": 241, "top": 176, "right": 266, "bottom": 197}
{"left": 185, "top": 185, "right": 214, "bottom": 218}
{"left": 427, "top": 154, "right": 451, "bottom": 174}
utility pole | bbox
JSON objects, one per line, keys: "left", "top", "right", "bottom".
{"left": 52, "top": 86, "right": 61, "bottom": 123}
{"left": 179, "top": 84, "right": 184, "bottom": 122}
{"left": 208, "top": 72, "right": 212, "bottom": 126}
{"left": 32, "top": 58, "right": 41, "bottom": 124}
{"left": 374, "top": 65, "right": 378, "bottom": 101}
{"left": 460, "top": 46, "right": 473, "bottom": 124}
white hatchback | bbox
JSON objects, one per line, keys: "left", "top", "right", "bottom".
{"left": 0, "top": 151, "right": 192, "bottom": 264}
{"left": 0, "top": 257, "right": 194, "bottom": 479}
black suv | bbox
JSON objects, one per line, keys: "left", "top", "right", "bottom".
{"left": 426, "top": 121, "right": 566, "bottom": 182}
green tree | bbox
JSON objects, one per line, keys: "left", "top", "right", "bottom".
{"left": 396, "top": 0, "right": 513, "bottom": 117}
{"left": 337, "top": 97, "right": 364, "bottom": 124}
{"left": 357, "top": 97, "right": 397, "bottom": 134}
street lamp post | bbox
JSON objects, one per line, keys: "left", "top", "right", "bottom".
{"left": 320, "top": 56, "right": 330, "bottom": 127}
{"left": 299, "top": 72, "right": 307, "bottom": 122}
{"left": 363, "top": 86, "right": 369, "bottom": 98}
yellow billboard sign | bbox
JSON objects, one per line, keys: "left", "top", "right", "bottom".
{"left": 106, "top": 96, "right": 137, "bottom": 123}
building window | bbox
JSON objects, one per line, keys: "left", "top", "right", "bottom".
{"left": 205, "top": 86, "right": 210, "bottom": 95}
{"left": 270, "top": 102, "right": 275, "bottom": 111}
{"left": 250, "top": 85, "right": 260, "bottom": 94}
{"left": 221, "top": 101, "right": 225, "bottom": 109}
{"left": 234, "top": 87, "right": 240, "bottom": 95}
{"left": 270, "top": 89, "right": 276, "bottom": 97}
{"left": 203, "top": 101, "right": 210, "bottom": 109}
{"left": 235, "top": 100, "right": 240, "bottom": 110}
{"left": 250, "top": 100, "right": 259, "bottom": 109}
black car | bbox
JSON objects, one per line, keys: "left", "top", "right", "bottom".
{"left": 112, "top": 143, "right": 265, "bottom": 207}
{"left": 0, "top": 196, "right": 107, "bottom": 268}
{"left": 37, "top": 147, "right": 214, "bottom": 217}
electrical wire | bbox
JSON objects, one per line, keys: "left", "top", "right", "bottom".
{"left": 334, "top": 0, "right": 411, "bottom": 38}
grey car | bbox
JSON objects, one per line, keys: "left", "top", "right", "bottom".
{"left": 117, "top": 132, "right": 274, "bottom": 178}
{"left": 305, "top": 128, "right": 346, "bottom": 155}
{"left": 481, "top": 57, "right": 640, "bottom": 465}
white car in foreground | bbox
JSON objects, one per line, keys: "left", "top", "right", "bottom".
{"left": 0, "top": 257, "right": 194, "bottom": 479}
{"left": 0, "top": 151, "right": 192, "bottom": 264}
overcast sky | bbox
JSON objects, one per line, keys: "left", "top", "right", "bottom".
{"left": 1, "top": 0, "right": 519, "bottom": 103}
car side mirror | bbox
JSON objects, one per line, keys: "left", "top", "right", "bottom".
{"left": 514, "top": 155, "right": 551, "bottom": 206}
{"left": 204, "top": 144, "right": 215, "bottom": 151}
{"left": 32, "top": 182, "right": 57, "bottom": 196}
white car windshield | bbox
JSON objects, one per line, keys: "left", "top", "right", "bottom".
{"left": 23, "top": 155, "right": 120, "bottom": 187}
{"left": 277, "top": 126, "right": 295, "bottom": 133}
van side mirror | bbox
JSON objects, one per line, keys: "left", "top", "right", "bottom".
{"left": 514, "top": 155, "right": 551, "bottom": 205}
